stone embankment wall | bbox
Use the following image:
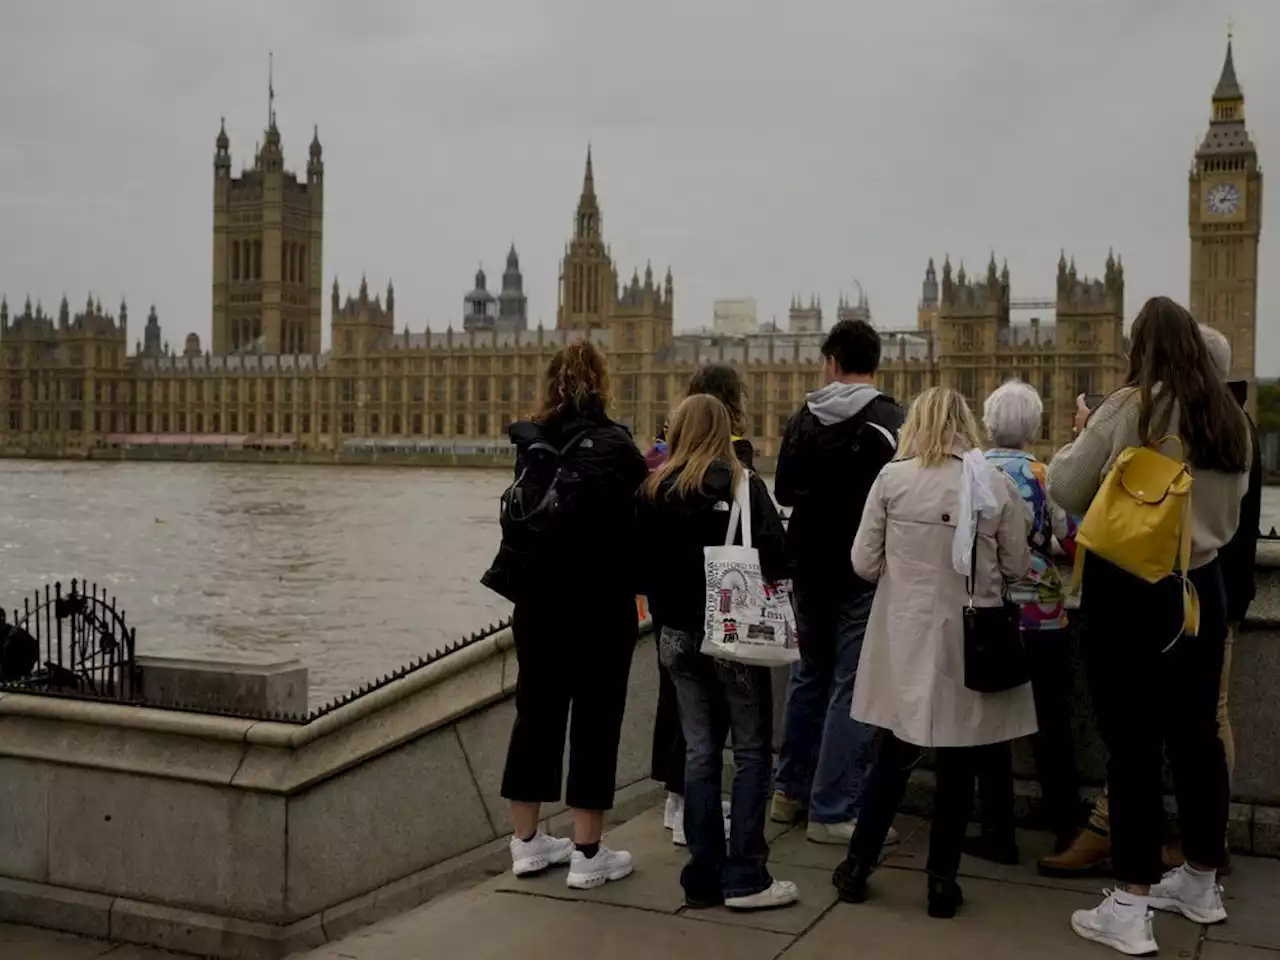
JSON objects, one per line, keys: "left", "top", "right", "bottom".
{"left": 3, "top": 547, "right": 1279, "bottom": 958}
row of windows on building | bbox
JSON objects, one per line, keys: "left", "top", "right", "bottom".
{"left": 229, "top": 239, "right": 308, "bottom": 283}
{"left": 5, "top": 366, "right": 1102, "bottom": 413}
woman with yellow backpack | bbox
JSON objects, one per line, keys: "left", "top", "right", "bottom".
{"left": 1047, "top": 297, "right": 1251, "bottom": 956}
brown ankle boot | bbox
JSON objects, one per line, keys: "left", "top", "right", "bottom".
{"left": 1037, "top": 827, "right": 1112, "bottom": 877}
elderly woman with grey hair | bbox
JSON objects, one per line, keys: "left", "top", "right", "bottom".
{"left": 961, "top": 380, "right": 1081, "bottom": 865}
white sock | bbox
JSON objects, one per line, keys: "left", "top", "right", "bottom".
{"left": 1182, "top": 863, "right": 1216, "bottom": 888}
{"left": 1111, "top": 891, "right": 1148, "bottom": 921}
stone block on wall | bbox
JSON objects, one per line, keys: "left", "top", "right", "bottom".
{"left": 46, "top": 766, "right": 287, "bottom": 922}
{"left": 285, "top": 724, "right": 495, "bottom": 919}
{"left": 137, "top": 654, "right": 308, "bottom": 717}
{"left": 0, "top": 756, "right": 51, "bottom": 882}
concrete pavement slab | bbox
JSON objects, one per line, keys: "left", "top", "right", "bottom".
{"left": 677, "top": 863, "right": 837, "bottom": 935}
{"left": 492, "top": 804, "right": 689, "bottom": 914}
{"left": 884, "top": 823, "right": 1113, "bottom": 895}
{"left": 1207, "top": 855, "right": 1280, "bottom": 951}
{"left": 766, "top": 815, "right": 926, "bottom": 872}
{"left": 300, "top": 884, "right": 793, "bottom": 960}
{"left": 0, "top": 924, "right": 116, "bottom": 959}
{"left": 0, "top": 924, "right": 187, "bottom": 959}
{"left": 780, "top": 869, "right": 1203, "bottom": 960}
{"left": 1202, "top": 945, "right": 1280, "bottom": 959}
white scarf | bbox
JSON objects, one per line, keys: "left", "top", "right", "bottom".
{"left": 953, "top": 448, "right": 1000, "bottom": 578}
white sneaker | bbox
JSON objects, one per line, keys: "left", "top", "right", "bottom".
{"left": 509, "top": 831, "right": 573, "bottom": 878}
{"left": 1148, "top": 864, "right": 1228, "bottom": 924}
{"left": 664, "top": 793, "right": 683, "bottom": 831}
{"left": 805, "top": 821, "right": 898, "bottom": 846}
{"left": 725, "top": 879, "right": 800, "bottom": 911}
{"left": 673, "top": 819, "right": 687, "bottom": 847}
{"left": 1071, "top": 890, "right": 1159, "bottom": 956}
{"left": 566, "top": 847, "right": 634, "bottom": 889}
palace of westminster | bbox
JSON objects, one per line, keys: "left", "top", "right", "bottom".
{"left": 0, "top": 38, "right": 1263, "bottom": 461}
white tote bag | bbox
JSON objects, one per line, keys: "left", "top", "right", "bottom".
{"left": 701, "top": 474, "right": 801, "bottom": 666}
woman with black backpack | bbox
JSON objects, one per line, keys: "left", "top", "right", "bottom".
{"left": 484, "top": 338, "right": 647, "bottom": 889}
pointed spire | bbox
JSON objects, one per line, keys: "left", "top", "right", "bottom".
{"left": 359, "top": 273, "right": 368, "bottom": 302}
{"left": 582, "top": 144, "right": 595, "bottom": 198}
{"left": 310, "top": 124, "right": 322, "bottom": 159}
{"left": 216, "top": 116, "right": 229, "bottom": 152}
{"left": 1214, "top": 29, "right": 1242, "bottom": 102}
{"left": 1000, "top": 259, "right": 1010, "bottom": 285}
{"left": 644, "top": 260, "right": 653, "bottom": 289}
{"left": 506, "top": 242, "right": 519, "bottom": 271}
{"left": 386, "top": 278, "right": 395, "bottom": 312}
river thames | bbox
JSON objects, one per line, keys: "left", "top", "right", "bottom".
{"left": 2, "top": 460, "right": 1276, "bottom": 707}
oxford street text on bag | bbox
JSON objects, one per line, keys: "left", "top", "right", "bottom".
{"left": 701, "top": 474, "right": 800, "bottom": 666}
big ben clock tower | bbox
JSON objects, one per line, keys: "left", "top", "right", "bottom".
{"left": 1189, "top": 29, "right": 1263, "bottom": 410}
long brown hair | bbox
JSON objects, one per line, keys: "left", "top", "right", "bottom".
{"left": 1125, "top": 296, "right": 1247, "bottom": 472}
{"left": 686, "top": 364, "right": 746, "bottom": 434}
{"left": 897, "top": 386, "right": 983, "bottom": 466}
{"left": 535, "top": 338, "right": 610, "bottom": 420}
{"left": 644, "top": 394, "right": 743, "bottom": 500}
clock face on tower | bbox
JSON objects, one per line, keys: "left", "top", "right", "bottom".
{"left": 1206, "top": 182, "right": 1241, "bottom": 217}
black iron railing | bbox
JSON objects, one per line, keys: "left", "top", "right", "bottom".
{"left": 0, "top": 580, "right": 139, "bottom": 701}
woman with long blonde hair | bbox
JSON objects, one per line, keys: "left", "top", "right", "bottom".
{"left": 831, "top": 387, "right": 1032, "bottom": 919}
{"left": 638, "top": 394, "right": 797, "bottom": 911}
{"left": 485, "top": 338, "right": 647, "bottom": 890}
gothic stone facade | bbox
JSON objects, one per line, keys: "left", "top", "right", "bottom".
{"left": 0, "top": 40, "right": 1255, "bottom": 461}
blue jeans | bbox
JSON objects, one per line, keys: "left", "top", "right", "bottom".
{"left": 774, "top": 588, "right": 877, "bottom": 824}
{"left": 660, "top": 626, "right": 774, "bottom": 903}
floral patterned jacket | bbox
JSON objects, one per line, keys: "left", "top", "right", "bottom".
{"left": 985, "top": 448, "right": 1077, "bottom": 631}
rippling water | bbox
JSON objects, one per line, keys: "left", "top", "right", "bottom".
{"left": 2, "top": 460, "right": 1277, "bottom": 708}
{"left": 0, "top": 461, "right": 514, "bottom": 706}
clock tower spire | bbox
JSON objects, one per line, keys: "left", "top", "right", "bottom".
{"left": 1189, "top": 26, "right": 1262, "bottom": 407}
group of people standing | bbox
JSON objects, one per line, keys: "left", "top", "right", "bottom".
{"left": 484, "top": 294, "right": 1259, "bottom": 955}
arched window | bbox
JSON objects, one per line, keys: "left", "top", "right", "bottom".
{"left": 232, "top": 242, "right": 240, "bottom": 281}
{"left": 288, "top": 243, "right": 296, "bottom": 283}
{"left": 253, "top": 240, "right": 263, "bottom": 280}
{"left": 298, "top": 327, "right": 307, "bottom": 353}
{"left": 252, "top": 316, "right": 262, "bottom": 344}
{"left": 299, "top": 244, "right": 307, "bottom": 284}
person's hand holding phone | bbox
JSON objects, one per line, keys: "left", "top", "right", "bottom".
{"left": 1074, "top": 394, "right": 1094, "bottom": 435}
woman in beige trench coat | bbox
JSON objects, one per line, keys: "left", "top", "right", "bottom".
{"left": 832, "top": 386, "right": 1034, "bottom": 919}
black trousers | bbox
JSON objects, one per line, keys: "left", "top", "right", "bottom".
{"left": 976, "top": 628, "right": 1080, "bottom": 841}
{"left": 1080, "top": 555, "right": 1229, "bottom": 885}
{"left": 650, "top": 628, "right": 687, "bottom": 794}
{"left": 501, "top": 600, "right": 638, "bottom": 811}
{"left": 848, "top": 731, "right": 1009, "bottom": 881}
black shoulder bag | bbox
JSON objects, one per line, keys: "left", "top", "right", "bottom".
{"left": 962, "top": 532, "right": 1028, "bottom": 694}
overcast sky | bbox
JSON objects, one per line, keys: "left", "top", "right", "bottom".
{"left": 1, "top": 1, "right": 1275, "bottom": 370}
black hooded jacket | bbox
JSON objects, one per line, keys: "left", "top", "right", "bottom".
{"left": 637, "top": 459, "right": 787, "bottom": 632}
{"left": 775, "top": 386, "right": 905, "bottom": 599}
{"left": 485, "top": 409, "right": 647, "bottom": 608}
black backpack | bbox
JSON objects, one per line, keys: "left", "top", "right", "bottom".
{"left": 481, "top": 431, "right": 591, "bottom": 602}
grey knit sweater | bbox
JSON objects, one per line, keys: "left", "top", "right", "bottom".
{"left": 1045, "top": 387, "right": 1250, "bottom": 570}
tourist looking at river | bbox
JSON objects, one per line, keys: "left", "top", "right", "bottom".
{"left": 1047, "top": 297, "right": 1250, "bottom": 956}
{"left": 648, "top": 363, "right": 754, "bottom": 847}
{"left": 1039, "top": 323, "right": 1262, "bottom": 884}
{"left": 771, "top": 319, "right": 905, "bottom": 846}
{"left": 965, "top": 380, "right": 1081, "bottom": 865}
{"left": 639, "top": 392, "right": 797, "bottom": 910}
{"left": 493, "top": 338, "right": 648, "bottom": 890}
{"left": 830, "top": 386, "right": 1033, "bottom": 919}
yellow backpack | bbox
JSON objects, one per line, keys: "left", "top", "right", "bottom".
{"left": 1074, "top": 435, "right": 1199, "bottom": 638}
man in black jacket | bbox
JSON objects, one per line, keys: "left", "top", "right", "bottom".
{"left": 770, "top": 319, "right": 906, "bottom": 845}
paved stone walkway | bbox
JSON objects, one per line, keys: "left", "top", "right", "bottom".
{"left": 7, "top": 802, "right": 1280, "bottom": 958}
